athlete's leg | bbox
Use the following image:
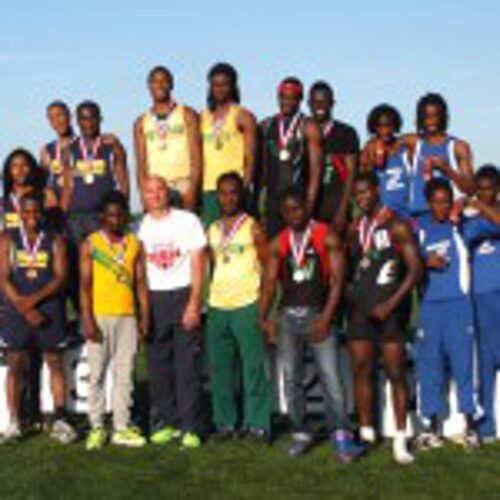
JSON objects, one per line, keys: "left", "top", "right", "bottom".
{"left": 348, "top": 339, "right": 376, "bottom": 429}
{"left": 6, "top": 350, "right": 27, "bottom": 425}
{"left": 381, "top": 341, "right": 409, "bottom": 431}
{"left": 43, "top": 350, "right": 67, "bottom": 413}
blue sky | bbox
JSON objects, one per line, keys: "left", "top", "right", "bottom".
{"left": 1, "top": 0, "right": 499, "bottom": 207}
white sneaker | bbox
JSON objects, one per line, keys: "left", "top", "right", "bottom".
{"left": 51, "top": 419, "right": 77, "bottom": 444}
{"left": 393, "top": 433, "right": 415, "bottom": 465}
{"left": 415, "top": 431, "right": 444, "bottom": 451}
{"left": 449, "top": 431, "right": 480, "bottom": 453}
{"left": 1, "top": 422, "right": 21, "bottom": 443}
{"left": 359, "top": 426, "right": 377, "bottom": 444}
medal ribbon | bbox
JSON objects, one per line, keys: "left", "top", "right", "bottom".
{"left": 322, "top": 120, "right": 334, "bottom": 139}
{"left": 278, "top": 112, "right": 301, "bottom": 150}
{"left": 79, "top": 136, "right": 102, "bottom": 163}
{"left": 290, "top": 221, "right": 313, "bottom": 269}
{"left": 359, "top": 207, "right": 390, "bottom": 255}
{"left": 10, "top": 193, "right": 21, "bottom": 214}
{"left": 213, "top": 107, "right": 230, "bottom": 141}
{"left": 153, "top": 102, "right": 177, "bottom": 145}
{"left": 100, "top": 231, "right": 127, "bottom": 264}
{"left": 220, "top": 213, "right": 248, "bottom": 254}
{"left": 20, "top": 225, "right": 44, "bottom": 268}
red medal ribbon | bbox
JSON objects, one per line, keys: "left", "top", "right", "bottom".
{"left": 20, "top": 225, "right": 44, "bottom": 268}
{"left": 290, "top": 221, "right": 314, "bottom": 268}
{"left": 220, "top": 213, "right": 248, "bottom": 253}
{"left": 359, "top": 207, "right": 390, "bottom": 255}
{"left": 278, "top": 112, "right": 301, "bottom": 151}
{"left": 79, "top": 136, "right": 102, "bottom": 163}
{"left": 152, "top": 102, "right": 177, "bottom": 145}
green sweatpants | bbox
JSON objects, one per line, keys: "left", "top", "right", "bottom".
{"left": 206, "top": 302, "right": 271, "bottom": 431}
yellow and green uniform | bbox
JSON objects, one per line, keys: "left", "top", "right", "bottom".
{"left": 201, "top": 105, "right": 245, "bottom": 226}
{"left": 142, "top": 106, "right": 191, "bottom": 195}
{"left": 206, "top": 215, "right": 271, "bottom": 431}
{"left": 88, "top": 231, "right": 140, "bottom": 317}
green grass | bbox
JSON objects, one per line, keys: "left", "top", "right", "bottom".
{"left": 1, "top": 435, "right": 500, "bottom": 499}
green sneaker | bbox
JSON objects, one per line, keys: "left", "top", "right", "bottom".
{"left": 111, "top": 427, "right": 146, "bottom": 448}
{"left": 150, "top": 426, "right": 182, "bottom": 445}
{"left": 86, "top": 427, "right": 107, "bottom": 451}
{"left": 181, "top": 432, "right": 202, "bottom": 450}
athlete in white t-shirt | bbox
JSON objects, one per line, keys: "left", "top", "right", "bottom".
{"left": 138, "top": 176, "right": 206, "bottom": 449}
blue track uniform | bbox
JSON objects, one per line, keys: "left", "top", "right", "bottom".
{"left": 376, "top": 145, "right": 411, "bottom": 218}
{"left": 410, "top": 136, "right": 460, "bottom": 216}
{"left": 464, "top": 214, "right": 500, "bottom": 437}
{"left": 416, "top": 215, "right": 480, "bottom": 423}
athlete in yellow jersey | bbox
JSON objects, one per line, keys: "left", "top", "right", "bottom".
{"left": 80, "top": 191, "right": 149, "bottom": 450}
{"left": 201, "top": 63, "right": 257, "bottom": 226}
{"left": 206, "top": 171, "right": 271, "bottom": 442}
{"left": 134, "top": 66, "right": 201, "bottom": 211}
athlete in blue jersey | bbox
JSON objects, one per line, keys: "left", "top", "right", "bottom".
{"left": 65, "top": 101, "right": 129, "bottom": 310}
{"left": 0, "top": 193, "right": 75, "bottom": 443}
{"left": 361, "top": 104, "right": 411, "bottom": 218}
{"left": 403, "top": 93, "right": 474, "bottom": 216}
{"left": 415, "top": 179, "right": 482, "bottom": 452}
{"left": 463, "top": 166, "right": 500, "bottom": 442}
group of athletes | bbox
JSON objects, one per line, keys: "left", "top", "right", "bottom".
{"left": 1, "top": 62, "right": 500, "bottom": 467}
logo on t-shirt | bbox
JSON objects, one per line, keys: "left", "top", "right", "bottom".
{"left": 147, "top": 244, "right": 182, "bottom": 269}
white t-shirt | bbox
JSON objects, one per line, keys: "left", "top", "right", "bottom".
{"left": 138, "top": 209, "right": 207, "bottom": 291}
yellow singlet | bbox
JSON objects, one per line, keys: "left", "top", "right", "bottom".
{"left": 142, "top": 105, "right": 191, "bottom": 185}
{"left": 89, "top": 231, "right": 140, "bottom": 317}
{"left": 208, "top": 215, "right": 261, "bottom": 309}
{"left": 201, "top": 105, "right": 245, "bottom": 192}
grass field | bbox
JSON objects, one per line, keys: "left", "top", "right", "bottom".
{"left": 1, "top": 434, "right": 500, "bottom": 500}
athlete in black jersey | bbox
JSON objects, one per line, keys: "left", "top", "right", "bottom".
{"left": 259, "top": 77, "right": 322, "bottom": 238}
{"left": 308, "top": 81, "right": 359, "bottom": 231}
{"left": 346, "top": 172, "right": 421, "bottom": 464}
{"left": 0, "top": 193, "right": 75, "bottom": 443}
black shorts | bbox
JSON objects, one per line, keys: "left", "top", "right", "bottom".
{"left": 1, "top": 299, "right": 67, "bottom": 352}
{"left": 346, "top": 300, "right": 410, "bottom": 343}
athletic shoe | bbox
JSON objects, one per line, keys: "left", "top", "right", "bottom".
{"left": 415, "top": 432, "right": 444, "bottom": 451}
{"left": 331, "top": 430, "right": 366, "bottom": 463}
{"left": 181, "top": 432, "right": 202, "bottom": 450}
{"left": 245, "top": 427, "right": 271, "bottom": 444}
{"left": 86, "top": 427, "right": 107, "bottom": 451}
{"left": 449, "top": 430, "right": 480, "bottom": 453}
{"left": 211, "top": 427, "right": 237, "bottom": 442}
{"left": 359, "top": 426, "right": 377, "bottom": 445}
{"left": 0, "top": 422, "right": 21, "bottom": 444}
{"left": 51, "top": 419, "right": 77, "bottom": 444}
{"left": 287, "top": 432, "right": 313, "bottom": 457}
{"left": 111, "top": 427, "right": 147, "bottom": 448}
{"left": 150, "top": 426, "right": 182, "bottom": 445}
{"left": 393, "top": 433, "right": 415, "bottom": 465}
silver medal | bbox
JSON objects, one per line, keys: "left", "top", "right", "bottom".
{"left": 279, "top": 149, "right": 291, "bottom": 161}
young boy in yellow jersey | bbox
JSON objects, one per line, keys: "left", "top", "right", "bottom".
{"left": 80, "top": 191, "right": 149, "bottom": 450}
{"left": 201, "top": 63, "right": 257, "bottom": 226}
{"left": 206, "top": 172, "right": 271, "bottom": 441}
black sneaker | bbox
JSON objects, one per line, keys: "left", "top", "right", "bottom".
{"left": 245, "top": 427, "right": 271, "bottom": 444}
{"left": 211, "top": 427, "right": 237, "bottom": 442}
{"left": 287, "top": 433, "right": 314, "bottom": 457}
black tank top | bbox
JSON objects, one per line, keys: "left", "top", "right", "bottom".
{"left": 10, "top": 228, "right": 55, "bottom": 295}
{"left": 278, "top": 224, "right": 328, "bottom": 308}
{"left": 69, "top": 138, "right": 116, "bottom": 213}
{"left": 348, "top": 212, "right": 406, "bottom": 312}
{"left": 263, "top": 113, "right": 308, "bottom": 198}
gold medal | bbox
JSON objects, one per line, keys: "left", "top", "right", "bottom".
{"left": 26, "top": 268, "right": 38, "bottom": 280}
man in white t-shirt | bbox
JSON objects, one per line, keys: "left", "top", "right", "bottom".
{"left": 138, "top": 175, "right": 206, "bottom": 449}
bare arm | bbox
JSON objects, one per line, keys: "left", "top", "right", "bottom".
{"left": 251, "top": 219, "right": 269, "bottom": 267}
{"left": 134, "top": 115, "right": 148, "bottom": 200}
{"left": 184, "top": 107, "right": 202, "bottom": 211}
{"left": 110, "top": 136, "right": 130, "bottom": 200}
{"left": 321, "top": 231, "right": 346, "bottom": 323}
{"left": 304, "top": 119, "right": 323, "bottom": 214}
{"left": 371, "top": 220, "right": 421, "bottom": 320}
{"left": 135, "top": 242, "right": 150, "bottom": 339}
{"left": 237, "top": 108, "right": 258, "bottom": 188}
{"left": 259, "top": 238, "right": 280, "bottom": 343}
{"left": 472, "top": 200, "right": 500, "bottom": 225}
{"left": 79, "top": 239, "right": 99, "bottom": 342}
{"left": 0, "top": 233, "right": 24, "bottom": 310}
